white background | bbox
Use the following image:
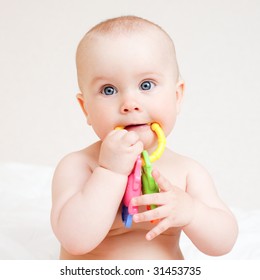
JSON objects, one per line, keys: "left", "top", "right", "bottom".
{"left": 0, "top": 0, "right": 259, "bottom": 210}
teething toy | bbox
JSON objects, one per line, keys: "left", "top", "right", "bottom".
{"left": 118, "top": 123, "right": 166, "bottom": 227}
{"left": 141, "top": 150, "right": 159, "bottom": 210}
{"left": 149, "top": 123, "right": 166, "bottom": 163}
{"left": 121, "top": 155, "right": 142, "bottom": 228}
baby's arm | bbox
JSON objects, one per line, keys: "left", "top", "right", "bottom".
{"left": 183, "top": 161, "right": 238, "bottom": 255}
{"left": 51, "top": 129, "right": 143, "bottom": 255}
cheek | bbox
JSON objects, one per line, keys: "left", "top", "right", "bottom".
{"left": 90, "top": 116, "right": 108, "bottom": 137}
{"left": 161, "top": 111, "right": 177, "bottom": 137}
{"left": 87, "top": 107, "right": 115, "bottom": 140}
{"left": 152, "top": 97, "right": 177, "bottom": 136}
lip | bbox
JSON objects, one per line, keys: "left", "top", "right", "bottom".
{"left": 124, "top": 123, "right": 150, "bottom": 131}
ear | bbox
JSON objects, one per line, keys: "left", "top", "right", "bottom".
{"left": 175, "top": 80, "right": 185, "bottom": 114}
{"left": 76, "top": 93, "right": 91, "bottom": 125}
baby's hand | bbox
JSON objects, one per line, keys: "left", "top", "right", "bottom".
{"left": 131, "top": 169, "right": 195, "bottom": 240}
{"left": 99, "top": 129, "right": 143, "bottom": 176}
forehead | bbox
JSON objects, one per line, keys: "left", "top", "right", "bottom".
{"left": 77, "top": 28, "right": 177, "bottom": 75}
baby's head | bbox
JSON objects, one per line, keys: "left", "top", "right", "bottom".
{"left": 76, "top": 16, "right": 180, "bottom": 90}
{"left": 76, "top": 16, "right": 184, "bottom": 148}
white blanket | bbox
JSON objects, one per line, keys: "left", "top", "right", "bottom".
{"left": 0, "top": 162, "right": 259, "bottom": 259}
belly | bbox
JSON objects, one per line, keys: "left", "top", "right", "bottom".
{"left": 60, "top": 230, "right": 183, "bottom": 260}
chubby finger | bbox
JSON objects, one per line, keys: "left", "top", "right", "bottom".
{"left": 146, "top": 219, "right": 171, "bottom": 241}
{"left": 133, "top": 205, "right": 169, "bottom": 223}
{"left": 152, "top": 168, "right": 173, "bottom": 192}
{"left": 108, "top": 128, "right": 128, "bottom": 139}
{"left": 131, "top": 192, "right": 169, "bottom": 207}
{"left": 122, "top": 130, "right": 140, "bottom": 146}
{"left": 131, "top": 140, "right": 144, "bottom": 154}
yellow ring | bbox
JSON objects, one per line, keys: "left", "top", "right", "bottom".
{"left": 149, "top": 123, "right": 166, "bottom": 163}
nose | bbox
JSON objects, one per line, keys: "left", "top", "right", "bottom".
{"left": 120, "top": 97, "right": 142, "bottom": 114}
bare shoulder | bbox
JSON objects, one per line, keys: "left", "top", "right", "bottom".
{"left": 56, "top": 141, "right": 101, "bottom": 173}
{"left": 169, "top": 150, "right": 230, "bottom": 210}
{"left": 52, "top": 142, "right": 101, "bottom": 200}
{"left": 165, "top": 149, "right": 217, "bottom": 195}
{"left": 163, "top": 148, "right": 209, "bottom": 174}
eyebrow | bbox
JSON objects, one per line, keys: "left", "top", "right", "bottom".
{"left": 90, "top": 76, "right": 112, "bottom": 86}
{"left": 138, "top": 72, "right": 163, "bottom": 78}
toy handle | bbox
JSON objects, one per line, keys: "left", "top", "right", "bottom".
{"left": 122, "top": 155, "right": 142, "bottom": 227}
{"left": 123, "top": 155, "right": 142, "bottom": 214}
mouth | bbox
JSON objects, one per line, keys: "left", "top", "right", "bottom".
{"left": 124, "top": 123, "right": 150, "bottom": 131}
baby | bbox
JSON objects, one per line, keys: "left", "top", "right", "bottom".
{"left": 51, "top": 16, "right": 238, "bottom": 260}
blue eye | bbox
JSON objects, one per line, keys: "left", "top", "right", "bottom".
{"left": 101, "top": 86, "right": 117, "bottom": 95}
{"left": 140, "top": 81, "right": 155, "bottom": 91}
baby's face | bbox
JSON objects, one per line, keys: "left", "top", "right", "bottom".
{"left": 77, "top": 29, "right": 182, "bottom": 150}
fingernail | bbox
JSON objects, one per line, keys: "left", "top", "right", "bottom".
{"left": 133, "top": 215, "right": 138, "bottom": 222}
{"left": 146, "top": 233, "right": 153, "bottom": 240}
{"left": 131, "top": 198, "right": 136, "bottom": 205}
